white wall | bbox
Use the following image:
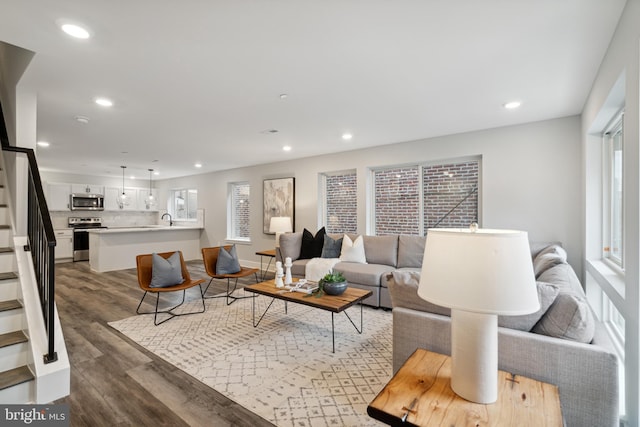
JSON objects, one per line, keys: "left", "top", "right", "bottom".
{"left": 581, "top": 0, "right": 640, "bottom": 424}
{"left": 154, "top": 116, "right": 582, "bottom": 270}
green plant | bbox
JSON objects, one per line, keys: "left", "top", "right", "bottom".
{"left": 306, "top": 271, "right": 346, "bottom": 298}
{"left": 320, "top": 271, "right": 346, "bottom": 284}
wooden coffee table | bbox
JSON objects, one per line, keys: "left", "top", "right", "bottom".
{"left": 244, "top": 279, "right": 372, "bottom": 352}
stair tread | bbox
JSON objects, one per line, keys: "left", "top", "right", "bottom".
{"left": 0, "top": 224, "right": 9, "bottom": 229}
{"left": 0, "top": 331, "right": 27, "bottom": 348}
{"left": 0, "top": 366, "right": 34, "bottom": 391}
{"left": 0, "top": 247, "right": 14, "bottom": 253}
{"left": 0, "top": 299, "right": 22, "bottom": 312}
{"left": 0, "top": 272, "right": 18, "bottom": 281}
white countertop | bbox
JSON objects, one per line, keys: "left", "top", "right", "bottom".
{"left": 88, "top": 225, "right": 202, "bottom": 234}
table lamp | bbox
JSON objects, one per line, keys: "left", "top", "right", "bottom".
{"left": 269, "top": 216, "right": 292, "bottom": 249}
{"left": 418, "top": 226, "right": 539, "bottom": 404}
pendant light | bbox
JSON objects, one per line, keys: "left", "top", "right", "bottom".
{"left": 145, "top": 168, "right": 156, "bottom": 209}
{"left": 119, "top": 165, "right": 127, "bottom": 209}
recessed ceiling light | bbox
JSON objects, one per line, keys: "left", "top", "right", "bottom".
{"left": 95, "top": 98, "right": 113, "bottom": 107}
{"left": 195, "top": 163, "right": 202, "bottom": 168}
{"left": 61, "top": 23, "right": 90, "bottom": 39}
{"left": 342, "top": 133, "right": 353, "bottom": 141}
{"left": 37, "top": 141, "right": 50, "bottom": 147}
{"left": 503, "top": 101, "right": 521, "bottom": 109}
{"left": 130, "top": 175, "right": 136, "bottom": 180}
{"left": 283, "top": 146, "right": 292, "bottom": 152}
{"left": 279, "top": 94, "right": 288, "bottom": 99}
{"left": 154, "top": 171, "right": 160, "bottom": 175}
{"left": 74, "top": 115, "right": 90, "bottom": 124}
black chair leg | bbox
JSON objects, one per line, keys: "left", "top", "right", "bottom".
{"left": 136, "top": 287, "right": 206, "bottom": 326}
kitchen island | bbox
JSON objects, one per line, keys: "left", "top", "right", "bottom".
{"left": 88, "top": 225, "right": 203, "bottom": 273}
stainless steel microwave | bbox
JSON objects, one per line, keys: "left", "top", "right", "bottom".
{"left": 70, "top": 193, "right": 105, "bottom": 211}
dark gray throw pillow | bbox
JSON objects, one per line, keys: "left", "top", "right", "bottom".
{"left": 321, "top": 234, "right": 343, "bottom": 258}
{"left": 216, "top": 245, "right": 241, "bottom": 275}
{"left": 150, "top": 252, "right": 184, "bottom": 288}
{"left": 299, "top": 227, "right": 326, "bottom": 259}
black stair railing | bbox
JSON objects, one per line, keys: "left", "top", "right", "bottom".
{"left": 0, "top": 102, "right": 57, "bottom": 363}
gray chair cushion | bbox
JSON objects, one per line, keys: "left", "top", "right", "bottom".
{"left": 216, "top": 245, "right": 241, "bottom": 275}
{"left": 150, "top": 252, "right": 184, "bottom": 288}
{"left": 397, "top": 235, "right": 426, "bottom": 268}
{"left": 363, "top": 235, "right": 398, "bottom": 267}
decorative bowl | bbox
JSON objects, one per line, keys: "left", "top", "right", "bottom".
{"left": 322, "top": 280, "right": 348, "bottom": 296}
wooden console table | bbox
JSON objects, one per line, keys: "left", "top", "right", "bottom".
{"left": 368, "top": 349, "right": 563, "bottom": 426}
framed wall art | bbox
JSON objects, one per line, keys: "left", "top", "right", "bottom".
{"left": 263, "top": 177, "right": 295, "bottom": 234}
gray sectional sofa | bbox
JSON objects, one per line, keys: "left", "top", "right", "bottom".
{"left": 278, "top": 232, "right": 424, "bottom": 308}
{"left": 388, "top": 242, "right": 619, "bottom": 427}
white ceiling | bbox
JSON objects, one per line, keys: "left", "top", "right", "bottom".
{"left": 0, "top": 0, "right": 627, "bottom": 180}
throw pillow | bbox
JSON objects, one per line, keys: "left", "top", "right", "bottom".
{"left": 532, "top": 245, "right": 567, "bottom": 278}
{"left": 340, "top": 235, "right": 367, "bottom": 264}
{"left": 532, "top": 293, "right": 595, "bottom": 343}
{"left": 497, "top": 281, "right": 560, "bottom": 331}
{"left": 216, "top": 245, "right": 241, "bottom": 275}
{"left": 321, "top": 234, "right": 343, "bottom": 258}
{"left": 299, "top": 227, "right": 326, "bottom": 259}
{"left": 387, "top": 270, "right": 450, "bottom": 316}
{"left": 149, "top": 252, "right": 184, "bottom": 288}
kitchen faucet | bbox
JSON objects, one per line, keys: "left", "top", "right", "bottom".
{"left": 161, "top": 213, "right": 173, "bottom": 226}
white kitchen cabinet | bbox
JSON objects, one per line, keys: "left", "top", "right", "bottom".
{"left": 137, "top": 189, "right": 158, "bottom": 211}
{"left": 54, "top": 229, "right": 73, "bottom": 260}
{"left": 47, "top": 183, "right": 72, "bottom": 211}
{"left": 104, "top": 186, "right": 138, "bottom": 210}
{"left": 71, "top": 184, "right": 105, "bottom": 195}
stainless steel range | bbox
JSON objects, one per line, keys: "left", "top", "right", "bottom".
{"left": 68, "top": 217, "right": 107, "bottom": 261}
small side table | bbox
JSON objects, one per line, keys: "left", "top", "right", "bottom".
{"left": 367, "top": 349, "right": 563, "bottom": 427}
{"left": 255, "top": 249, "right": 276, "bottom": 280}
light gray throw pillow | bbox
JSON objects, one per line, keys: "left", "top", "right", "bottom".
{"left": 150, "top": 252, "right": 184, "bottom": 288}
{"left": 216, "top": 245, "right": 241, "bottom": 275}
{"left": 532, "top": 293, "right": 595, "bottom": 343}
{"left": 498, "top": 281, "right": 559, "bottom": 331}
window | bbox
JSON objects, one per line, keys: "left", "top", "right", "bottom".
{"left": 603, "top": 113, "right": 624, "bottom": 268}
{"left": 170, "top": 189, "right": 197, "bottom": 220}
{"left": 372, "top": 159, "right": 479, "bottom": 235}
{"left": 228, "top": 182, "right": 250, "bottom": 241}
{"left": 321, "top": 171, "right": 357, "bottom": 234}
{"left": 374, "top": 167, "right": 420, "bottom": 235}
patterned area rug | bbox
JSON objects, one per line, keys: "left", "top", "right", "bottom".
{"left": 109, "top": 292, "right": 392, "bottom": 427}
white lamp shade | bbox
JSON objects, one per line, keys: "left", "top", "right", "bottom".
{"left": 418, "top": 228, "right": 539, "bottom": 316}
{"left": 269, "top": 216, "right": 292, "bottom": 233}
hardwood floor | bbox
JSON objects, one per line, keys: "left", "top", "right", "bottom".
{"left": 53, "top": 260, "right": 275, "bottom": 427}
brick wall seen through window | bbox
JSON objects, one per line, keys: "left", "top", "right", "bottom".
{"left": 373, "top": 160, "right": 479, "bottom": 235}
{"left": 230, "top": 182, "right": 250, "bottom": 239}
{"left": 324, "top": 172, "right": 357, "bottom": 234}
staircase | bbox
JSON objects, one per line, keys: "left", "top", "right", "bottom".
{"left": 0, "top": 179, "right": 35, "bottom": 402}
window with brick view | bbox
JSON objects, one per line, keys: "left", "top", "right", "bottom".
{"left": 324, "top": 172, "right": 357, "bottom": 234}
{"left": 423, "top": 161, "right": 479, "bottom": 229}
{"left": 373, "top": 159, "right": 479, "bottom": 235}
{"left": 374, "top": 166, "right": 421, "bottom": 235}
{"left": 230, "top": 182, "right": 250, "bottom": 240}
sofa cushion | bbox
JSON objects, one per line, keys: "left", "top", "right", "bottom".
{"left": 387, "top": 270, "right": 450, "bottom": 316}
{"left": 279, "top": 232, "right": 303, "bottom": 261}
{"left": 321, "top": 234, "right": 343, "bottom": 258}
{"left": 397, "top": 235, "right": 425, "bottom": 268}
{"left": 537, "top": 262, "right": 583, "bottom": 296}
{"left": 291, "top": 259, "right": 310, "bottom": 277}
{"left": 532, "top": 293, "right": 595, "bottom": 343}
{"left": 363, "top": 235, "right": 398, "bottom": 267}
{"left": 340, "top": 235, "right": 367, "bottom": 263}
{"left": 532, "top": 244, "right": 567, "bottom": 278}
{"left": 300, "top": 227, "right": 326, "bottom": 259}
{"left": 333, "top": 262, "right": 390, "bottom": 287}
{"left": 498, "top": 281, "right": 560, "bottom": 331}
